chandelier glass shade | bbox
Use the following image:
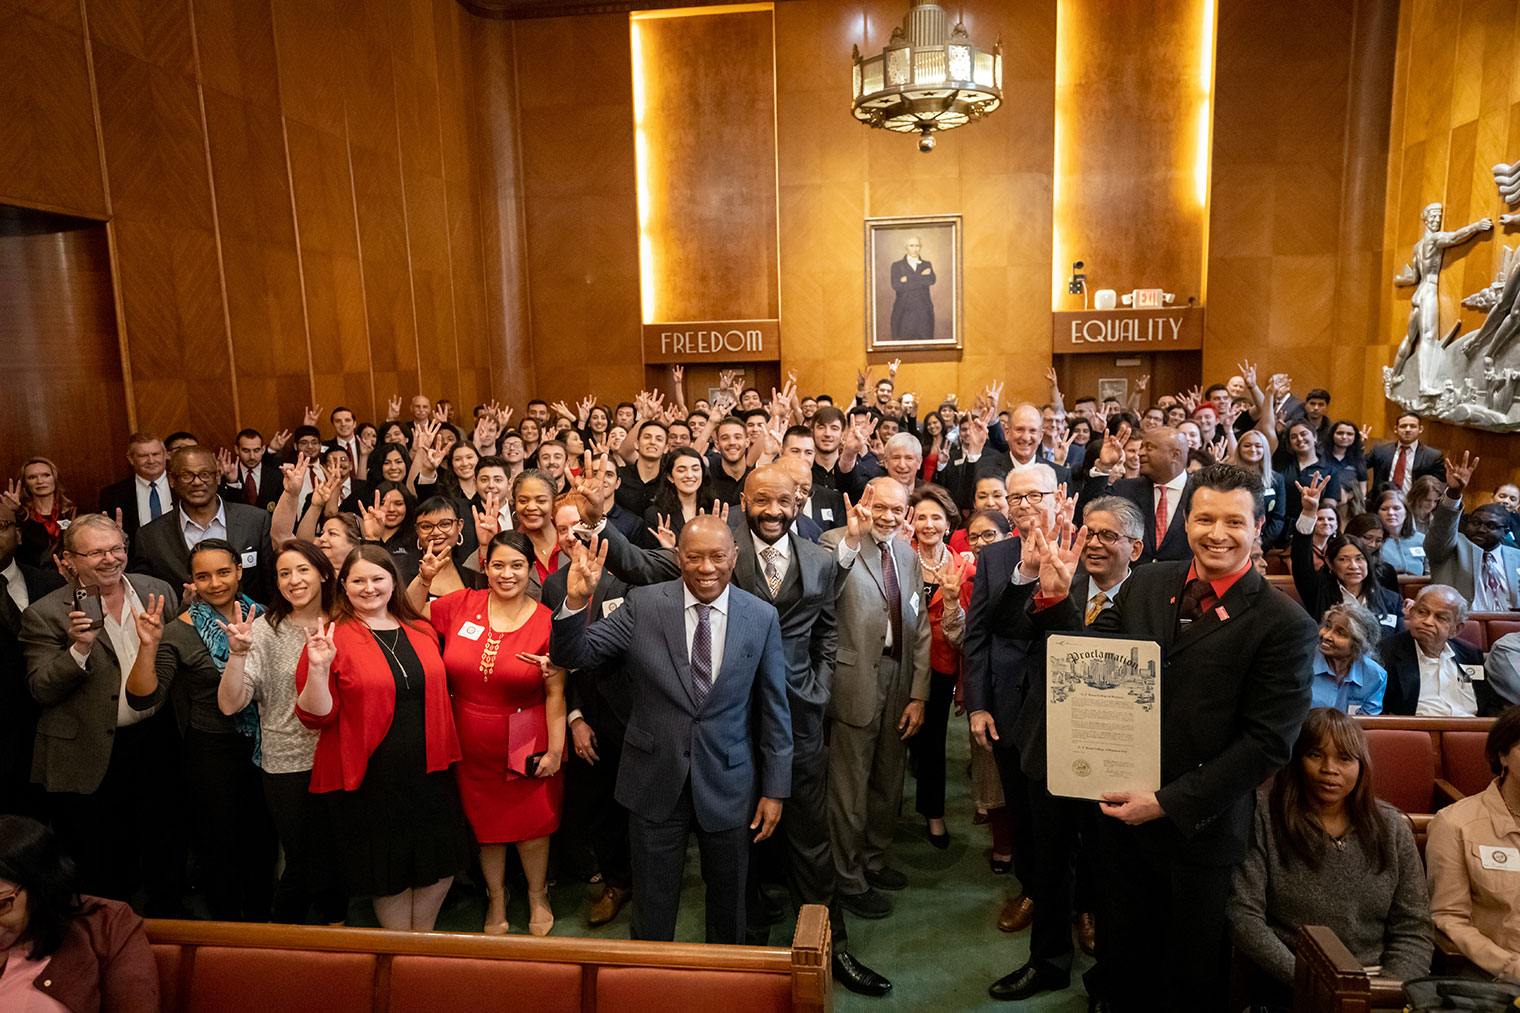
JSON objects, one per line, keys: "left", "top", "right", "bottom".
{"left": 851, "top": 0, "right": 1002, "bottom": 137}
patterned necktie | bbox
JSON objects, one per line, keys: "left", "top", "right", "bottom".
{"left": 762, "top": 546, "right": 782, "bottom": 598}
{"left": 691, "top": 603, "right": 713, "bottom": 708}
{"left": 148, "top": 481, "right": 163, "bottom": 520}
{"left": 1085, "top": 590, "right": 1108, "bottom": 626}
{"left": 880, "top": 538, "right": 903, "bottom": 659}
{"left": 1392, "top": 447, "right": 1408, "bottom": 490}
{"left": 0, "top": 572, "right": 22, "bottom": 636}
{"left": 1483, "top": 552, "right": 1508, "bottom": 609}
{"left": 1178, "top": 577, "right": 1216, "bottom": 623}
{"left": 1154, "top": 486, "right": 1168, "bottom": 550}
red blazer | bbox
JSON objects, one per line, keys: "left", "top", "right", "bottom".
{"left": 295, "top": 619, "right": 461, "bottom": 793}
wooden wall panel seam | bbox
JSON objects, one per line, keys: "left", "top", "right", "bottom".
{"left": 76, "top": 0, "right": 112, "bottom": 220}
{"left": 267, "top": 4, "right": 317, "bottom": 406}
{"left": 185, "top": 0, "right": 242, "bottom": 429}
{"left": 340, "top": 100, "right": 379, "bottom": 417}
{"left": 506, "top": 21, "right": 535, "bottom": 387}
{"left": 431, "top": 1, "right": 464, "bottom": 407}
{"left": 385, "top": 17, "right": 424, "bottom": 398}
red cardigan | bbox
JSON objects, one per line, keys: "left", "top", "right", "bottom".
{"left": 295, "top": 620, "right": 461, "bottom": 793}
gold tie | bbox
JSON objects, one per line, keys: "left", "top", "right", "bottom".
{"left": 1085, "top": 591, "right": 1108, "bottom": 626}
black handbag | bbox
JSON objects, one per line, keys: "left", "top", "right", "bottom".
{"left": 1402, "top": 976, "right": 1520, "bottom": 1011}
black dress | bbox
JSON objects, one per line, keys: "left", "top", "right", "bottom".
{"left": 328, "top": 628, "right": 470, "bottom": 898}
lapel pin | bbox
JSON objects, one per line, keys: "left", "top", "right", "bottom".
{"left": 1215, "top": 605, "right": 1229, "bottom": 621}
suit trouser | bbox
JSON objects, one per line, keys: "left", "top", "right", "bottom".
{"left": 908, "top": 669, "right": 958, "bottom": 820}
{"left": 1087, "top": 817, "right": 1232, "bottom": 1012}
{"left": 565, "top": 717, "right": 632, "bottom": 891}
{"left": 827, "top": 657, "right": 910, "bottom": 896}
{"left": 990, "top": 742, "right": 1035, "bottom": 889}
{"left": 1022, "top": 776, "right": 1099, "bottom": 979}
{"left": 185, "top": 727, "right": 278, "bottom": 922}
{"left": 47, "top": 708, "right": 186, "bottom": 916}
{"left": 748, "top": 709, "right": 848, "bottom": 949}
{"left": 628, "top": 778, "right": 750, "bottom": 944}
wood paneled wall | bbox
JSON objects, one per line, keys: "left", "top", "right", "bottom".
{"left": 1378, "top": 0, "right": 1520, "bottom": 490}
{"left": 1205, "top": 0, "right": 1396, "bottom": 425}
{"left": 775, "top": 0, "right": 1057, "bottom": 406}
{"left": 0, "top": 0, "right": 498, "bottom": 503}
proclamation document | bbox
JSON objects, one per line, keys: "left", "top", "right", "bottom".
{"left": 1046, "top": 634, "right": 1162, "bottom": 801}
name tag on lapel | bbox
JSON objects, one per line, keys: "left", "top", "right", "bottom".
{"left": 241, "top": 550, "right": 258, "bottom": 568}
{"left": 1462, "top": 664, "right": 1485, "bottom": 683}
{"left": 458, "top": 621, "right": 485, "bottom": 641}
{"left": 1480, "top": 845, "right": 1520, "bottom": 871}
{"left": 908, "top": 592, "right": 920, "bottom": 615}
{"left": 1379, "top": 614, "right": 1397, "bottom": 627}
{"left": 820, "top": 508, "right": 834, "bottom": 522}
{"left": 602, "top": 597, "right": 625, "bottom": 618}
{"left": 1409, "top": 546, "right": 1426, "bottom": 558}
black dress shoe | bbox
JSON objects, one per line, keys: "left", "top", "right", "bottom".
{"left": 758, "top": 889, "right": 787, "bottom": 924}
{"left": 864, "top": 866, "right": 907, "bottom": 891}
{"left": 925, "top": 824, "right": 950, "bottom": 850}
{"left": 1087, "top": 998, "right": 1114, "bottom": 1013}
{"left": 832, "top": 952, "right": 892, "bottom": 996}
{"left": 989, "top": 964, "right": 1068, "bottom": 1001}
{"left": 839, "top": 888, "right": 893, "bottom": 919}
{"left": 988, "top": 854, "right": 1011, "bottom": 875}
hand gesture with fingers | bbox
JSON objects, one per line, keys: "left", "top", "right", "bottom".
{"left": 843, "top": 486, "right": 875, "bottom": 549}
{"left": 216, "top": 447, "right": 238, "bottom": 482}
{"left": 1135, "top": 374, "right": 1150, "bottom": 393}
{"left": 304, "top": 404, "right": 322, "bottom": 427}
{"left": 360, "top": 491, "right": 388, "bottom": 540}
{"left": 281, "top": 453, "right": 311, "bottom": 497}
{"left": 216, "top": 602, "right": 255, "bottom": 656}
{"left": 268, "top": 428, "right": 293, "bottom": 454}
{"left": 387, "top": 394, "right": 403, "bottom": 420}
{"left": 566, "top": 534, "right": 608, "bottom": 604}
{"left": 1445, "top": 451, "right": 1478, "bottom": 494}
{"left": 2, "top": 480, "right": 22, "bottom": 513}
{"left": 1097, "top": 422, "right": 1129, "bottom": 471}
{"left": 418, "top": 542, "right": 450, "bottom": 584}
{"left": 935, "top": 551, "right": 967, "bottom": 602}
{"left": 650, "top": 514, "right": 677, "bottom": 549}
{"left": 311, "top": 469, "right": 341, "bottom": 507}
{"left": 432, "top": 405, "right": 449, "bottom": 425}
{"left": 473, "top": 493, "right": 502, "bottom": 549}
{"left": 1029, "top": 521, "right": 1087, "bottom": 598}
{"left": 1237, "top": 360, "right": 1257, "bottom": 388}
{"left": 134, "top": 594, "right": 167, "bottom": 646}
{"left": 305, "top": 618, "right": 336, "bottom": 669}
{"left": 1295, "top": 472, "right": 1331, "bottom": 516}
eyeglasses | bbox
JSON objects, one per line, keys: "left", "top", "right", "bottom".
{"left": 69, "top": 544, "right": 128, "bottom": 562}
{"left": 0, "top": 520, "right": 14, "bottom": 532}
{"left": 415, "top": 519, "right": 459, "bottom": 536}
{"left": 1007, "top": 491, "right": 1053, "bottom": 506}
{"left": 1085, "top": 528, "right": 1138, "bottom": 547}
{"left": 0, "top": 886, "right": 19, "bottom": 915}
{"left": 173, "top": 470, "right": 218, "bottom": 485}
{"left": 966, "top": 530, "right": 1002, "bottom": 544}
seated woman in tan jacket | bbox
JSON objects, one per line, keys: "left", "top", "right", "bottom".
{"left": 1427, "top": 705, "right": 1520, "bottom": 980}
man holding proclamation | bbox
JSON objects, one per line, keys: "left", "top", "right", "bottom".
{"left": 1028, "top": 463, "right": 1316, "bottom": 1012}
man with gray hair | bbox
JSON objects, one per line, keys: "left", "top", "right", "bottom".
{"left": 879, "top": 431, "right": 923, "bottom": 495}
{"left": 21, "top": 513, "right": 184, "bottom": 912}
{"left": 1376, "top": 584, "right": 1495, "bottom": 716}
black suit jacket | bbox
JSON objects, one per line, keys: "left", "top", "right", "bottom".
{"left": 542, "top": 566, "right": 634, "bottom": 731}
{"left": 220, "top": 458, "right": 283, "bottom": 510}
{"left": 1376, "top": 634, "right": 1494, "bottom": 716}
{"left": 1078, "top": 473, "right": 1191, "bottom": 564}
{"left": 1034, "top": 561, "right": 1317, "bottom": 865}
{"left": 1368, "top": 442, "right": 1446, "bottom": 496}
{"left": 1289, "top": 524, "right": 1404, "bottom": 633}
{"left": 98, "top": 476, "right": 148, "bottom": 536}
{"left": 1, "top": 563, "right": 67, "bottom": 805}
{"left": 128, "top": 502, "right": 274, "bottom": 605}
{"left": 805, "top": 488, "right": 846, "bottom": 533}
{"left": 963, "top": 537, "right": 1039, "bottom": 758}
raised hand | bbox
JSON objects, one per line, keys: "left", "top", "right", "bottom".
{"left": 566, "top": 533, "right": 608, "bottom": 604}
{"left": 216, "top": 601, "right": 255, "bottom": 656}
{"left": 387, "top": 394, "right": 403, "bottom": 420}
{"left": 360, "top": 490, "right": 388, "bottom": 540}
{"left": 1295, "top": 472, "right": 1330, "bottom": 516}
{"left": 1049, "top": 431, "right": 1079, "bottom": 467}
{"left": 358, "top": 427, "right": 377, "bottom": 454}
{"left": 268, "top": 428, "right": 293, "bottom": 454}
{"left": 962, "top": 414, "right": 990, "bottom": 456}
{"left": 843, "top": 485, "right": 875, "bottom": 548}
{"left": 303, "top": 403, "right": 321, "bottom": 427}
{"left": 311, "top": 469, "right": 341, "bottom": 507}
{"left": 1, "top": 480, "right": 22, "bottom": 513}
{"left": 432, "top": 405, "right": 449, "bottom": 425}
{"left": 1444, "top": 451, "right": 1479, "bottom": 494}
{"left": 1037, "top": 521, "right": 1087, "bottom": 597}
{"left": 855, "top": 367, "right": 871, "bottom": 393}
{"left": 887, "top": 357, "right": 901, "bottom": 375}
{"left": 1135, "top": 373, "right": 1150, "bottom": 393}
{"left": 417, "top": 542, "right": 450, "bottom": 584}
{"left": 215, "top": 447, "right": 238, "bottom": 482}
{"left": 671, "top": 364, "right": 684, "bottom": 386}
{"left": 576, "top": 395, "right": 596, "bottom": 424}
{"left": 711, "top": 499, "right": 730, "bottom": 524}
{"left": 494, "top": 404, "right": 513, "bottom": 428}
{"left": 935, "top": 551, "right": 968, "bottom": 602}
{"left": 133, "top": 593, "right": 167, "bottom": 645}
{"left": 1237, "top": 360, "right": 1257, "bottom": 389}
{"left": 412, "top": 419, "right": 439, "bottom": 454}
{"left": 549, "top": 400, "right": 575, "bottom": 421}
{"left": 986, "top": 380, "right": 1004, "bottom": 410}
{"left": 1358, "top": 423, "right": 1372, "bottom": 444}
{"left": 473, "top": 493, "right": 502, "bottom": 549}
{"left": 650, "top": 514, "right": 677, "bottom": 549}
{"left": 281, "top": 453, "right": 311, "bottom": 497}
{"left": 1210, "top": 437, "right": 1228, "bottom": 460}
{"left": 108, "top": 508, "right": 126, "bottom": 533}
{"left": 305, "top": 618, "right": 336, "bottom": 669}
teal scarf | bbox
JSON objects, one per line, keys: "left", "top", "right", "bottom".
{"left": 191, "top": 597, "right": 264, "bottom": 764}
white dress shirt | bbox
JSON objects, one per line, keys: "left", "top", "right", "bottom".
{"left": 69, "top": 580, "right": 158, "bottom": 727}
{"left": 1475, "top": 551, "right": 1512, "bottom": 613}
{"left": 1393, "top": 442, "right": 1418, "bottom": 494}
{"left": 134, "top": 473, "right": 172, "bottom": 525}
{"left": 683, "top": 584, "right": 730, "bottom": 681}
{"left": 179, "top": 499, "right": 228, "bottom": 548}
{"left": 1154, "top": 471, "right": 1188, "bottom": 536}
{"left": 1414, "top": 642, "right": 1478, "bottom": 717}
{"left": 752, "top": 532, "right": 791, "bottom": 590}
{"left": 836, "top": 533, "right": 900, "bottom": 650}
{"left": 2, "top": 558, "right": 29, "bottom": 612}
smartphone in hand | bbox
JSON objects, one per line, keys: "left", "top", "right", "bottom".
{"left": 72, "top": 583, "right": 105, "bottom": 630}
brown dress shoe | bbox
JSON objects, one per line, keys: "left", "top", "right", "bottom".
{"left": 587, "top": 885, "right": 632, "bottom": 927}
{"left": 1075, "top": 911, "right": 1097, "bottom": 956}
{"left": 997, "top": 894, "right": 1034, "bottom": 933}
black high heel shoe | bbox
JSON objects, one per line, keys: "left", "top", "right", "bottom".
{"left": 925, "top": 821, "right": 950, "bottom": 850}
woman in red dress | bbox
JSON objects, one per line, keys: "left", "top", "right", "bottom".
{"left": 408, "top": 530, "right": 565, "bottom": 936}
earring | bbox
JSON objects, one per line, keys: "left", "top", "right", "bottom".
{"left": 456, "top": 533, "right": 464, "bottom": 546}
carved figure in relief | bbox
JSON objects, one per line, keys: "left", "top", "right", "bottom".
{"left": 1391, "top": 203, "right": 1492, "bottom": 395}
{"left": 1494, "top": 163, "right": 1520, "bottom": 207}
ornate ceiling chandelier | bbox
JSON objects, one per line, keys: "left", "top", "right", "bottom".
{"left": 851, "top": 0, "right": 1002, "bottom": 152}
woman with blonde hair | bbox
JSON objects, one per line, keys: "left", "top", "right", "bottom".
{"left": 5, "top": 457, "right": 76, "bottom": 568}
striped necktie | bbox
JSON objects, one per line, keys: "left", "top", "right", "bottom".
{"left": 691, "top": 603, "right": 713, "bottom": 708}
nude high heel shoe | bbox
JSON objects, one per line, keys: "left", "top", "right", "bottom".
{"left": 528, "top": 888, "right": 554, "bottom": 937}
{"left": 484, "top": 887, "right": 510, "bottom": 936}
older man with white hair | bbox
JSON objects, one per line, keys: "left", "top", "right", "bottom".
{"left": 1377, "top": 584, "right": 1497, "bottom": 716}
{"left": 880, "top": 432, "right": 924, "bottom": 495}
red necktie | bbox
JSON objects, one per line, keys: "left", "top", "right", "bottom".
{"left": 1392, "top": 447, "right": 1408, "bottom": 489}
{"left": 1154, "top": 486, "right": 1168, "bottom": 550}
{"left": 243, "top": 468, "right": 258, "bottom": 505}
{"left": 346, "top": 441, "right": 357, "bottom": 472}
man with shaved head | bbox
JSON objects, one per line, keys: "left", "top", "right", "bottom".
{"left": 1082, "top": 424, "right": 1192, "bottom": 563}
{"left": 1377, "top": 584, "right": 1497, "bottom": 715}
{"left": 129, "top": 445, "right": 274, "bottom": 602}
{"left": 550, "top": 514, "right": 792, "bottom": 945}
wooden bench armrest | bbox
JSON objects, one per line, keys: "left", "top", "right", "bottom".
{"left": 1434, "top": 779, "right": 1465, "bottom": 806}
{"left": 1295, "top": 925, "right": 1370, "bottom": 1012}
{"left": 791, "top": 904, "right": 832, "bottom": 1013}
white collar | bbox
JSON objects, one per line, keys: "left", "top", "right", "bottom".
{"left": 1, "top": 557, "right": 22, "bottom": 586}
{"left": 135, "top": 473, "right": 167, "bottom": 490}
{"left": 1090, "top": 570, "right": 1128, "bottom": 598}
{"left": 1160, "top": 471, "right": 1188, "bottom": 493}
{"left": 180, "top": 498, "right": 227, "bottom": 532}
{"left": 683, "top": 584, "right": 731, "bottom": 616}
{"left": 753, "top": 532, "right": 790, "bottom": 561}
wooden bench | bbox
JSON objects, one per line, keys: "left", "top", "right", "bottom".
{"left": 146, "top": 904, "right": 832, "bottom": 1013}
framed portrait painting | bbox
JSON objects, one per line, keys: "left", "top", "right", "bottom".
{"left": 865, "top": 214, "right": 962, "bottom": 353}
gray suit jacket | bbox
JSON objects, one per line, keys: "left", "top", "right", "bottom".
{"left": 818, "top": 527, "right": 931, "bottom": 727}
{"left": 1427, "top": 496, "right": 1520, "bottom": 609}
{"left": 549, "top": 580, "right": 792, "bottom": 832}
{"left": 21, "top": 575, "right": 181, "bottom": 794}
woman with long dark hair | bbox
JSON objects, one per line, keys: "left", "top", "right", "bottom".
{"left": 918, "top": 412, "right": 948, "bottom": 482}
{"left": 359, "top": 480, "right": 418, "bottom": 580}
{"left": 1227, "top": 708, "right": 1429, "bottom": 1008}
{"left": 124, "top": 539, "right": 277, "bottom": 922}
{"left": 0, "top": 816, "right": 158, "bottom": 1011}
{"left": 1291, "top": 476, "right": 1402, "bottom": 630}
{"left": 1323, "top": 420, "right": 1369, "bottom": 501}
{"left": 217, "top": 540, "right": 347, "bottom": 925}
{"left": 641, "top": 447, "right": 714, "bottom": 548}
{"left": 295, "top": 545, "right": 470, "bottom": 931}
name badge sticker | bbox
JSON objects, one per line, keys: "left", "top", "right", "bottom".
{"left": 1409, "top": 546, "right": 1426, "bottom": 558}
{"left": 820, "top": 508, "right": 834, "bottom": 521}
{"left": 1462, "top": 664, "right": 1485, "bottom": 683}
{"left": 909, "top": 592, "right": 920, "bottom": 615}
{"left": 241, "top": 550, "right": 258, "bottom": 568}
{"left": 1380, "top": 614, "right": 1397, "bottom": 627}
{"left": 601, "top": 597, "right": 625, "bottom": 618}
{"left": 458, "top": 621, "right": 485, "bottom": 641}
{"left": 1480, "top": 845, "right": 1520, "bottom": 871}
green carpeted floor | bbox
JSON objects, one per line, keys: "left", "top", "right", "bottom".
{"left": 392, "top": 725, "right": 1096, "bottom": 1011}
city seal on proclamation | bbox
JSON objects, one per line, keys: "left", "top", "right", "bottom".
{"left": 1046, "top": 633, "right": 1162, "bottom": 801}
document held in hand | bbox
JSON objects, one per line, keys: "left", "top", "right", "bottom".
{"left": 1046, "top": 633, "right": 1162, "bottom": 801}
